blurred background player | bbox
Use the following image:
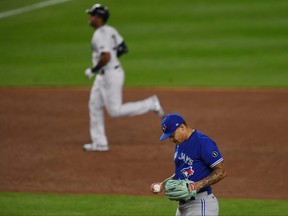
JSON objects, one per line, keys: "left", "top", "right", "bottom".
{"left": 83, "top": 4, "right": 164, "bottom": 151}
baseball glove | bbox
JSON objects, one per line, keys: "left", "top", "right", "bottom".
{"left": 164, "top": 179, "right": 197, "bottom": 201}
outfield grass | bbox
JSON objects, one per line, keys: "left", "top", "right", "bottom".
{"left": 0, "top": 0, "right": 288, "bottom": 87}
{"left": 0, "top": 193, "right": 287, "bottom": 216}
{"left": 0, "top": 1, "right": 287, "bottom": 215}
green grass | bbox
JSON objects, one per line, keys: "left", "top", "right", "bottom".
{"left": 0, "top": 193, "right": 287, "bottom": 216}
{"left": 0, "top": 0, "right": 41, "bottom": 12}
{"left": 0, "top": 0, "right": 288, "bottom": 87}
{"left": 1, "top": 2, "right": 287, "bottom": 215}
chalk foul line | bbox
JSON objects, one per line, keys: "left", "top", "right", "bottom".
{"left": 0, "top": 0, "right": 72, "bottom": 19}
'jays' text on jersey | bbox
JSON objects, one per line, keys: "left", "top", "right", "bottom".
{"left": 174, "top": 130, "right": 224, "bottom": 193}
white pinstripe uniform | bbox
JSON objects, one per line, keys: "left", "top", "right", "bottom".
{"left": 84, "top": 24, "right": 164, "bottom": 151}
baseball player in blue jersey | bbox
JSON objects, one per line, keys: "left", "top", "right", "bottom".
{"left": 151, "top": 113, "right": 227, "bottom": 216}
{"left": 83, "top": 4, "right": 164, "bottom": 151}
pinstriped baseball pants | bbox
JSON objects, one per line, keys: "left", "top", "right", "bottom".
{"left": 89, "top": 66, "right": 155, "bottom": 146}
{"left": 176, "top": 192, "right": 219, "bottom": 216}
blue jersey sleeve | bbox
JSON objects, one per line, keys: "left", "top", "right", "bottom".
{"left": 200, "top": 136, "right": 223, "bottom": 168}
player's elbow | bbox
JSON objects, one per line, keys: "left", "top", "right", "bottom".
{"left": 117, "top": 41, "right": 128, "bottom": 57}
{"left": 100, "top": 52, "right": 111, "bottom": 64}
{"left": 220, "top": 164, "right": 228, "bottom": 181}
{"left": 215, "top": 161, "right": 227, "bottom": 181}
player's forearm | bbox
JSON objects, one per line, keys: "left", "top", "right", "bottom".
{"left": 160, "top": 174, "right": 175, "bottom": 188}
{"left": 91, "top": 52, "right": 111, "bottom": 72}
{"left": 164, "top": 174, "right": 175, "bottom": 183}
{"left": 195, "top": 162, "right": 227, "bottom": 191}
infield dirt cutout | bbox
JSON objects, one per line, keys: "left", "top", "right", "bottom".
{"left": 0, "top": 88, "right": 287, "bottom": 199}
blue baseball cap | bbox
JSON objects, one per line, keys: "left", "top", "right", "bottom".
{"left": 160, "top": 113, "right": 185, "bottom": 141}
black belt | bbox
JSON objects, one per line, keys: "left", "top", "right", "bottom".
{"left": 179, "top": 190, "right": 212, "bottom": 205}
{"left": 99, "top": 65, "right": 120, "bottom": 75}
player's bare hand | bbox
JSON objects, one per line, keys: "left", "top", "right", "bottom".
{"left": 150, "top": 183, "right": 162, "bottom": 194}
{"left": 85, "top": 68, "right": 94, "bottom": 79}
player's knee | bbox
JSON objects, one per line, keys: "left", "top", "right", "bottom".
{"left": 107, "top": 107, "right": 121, "bottom": 117}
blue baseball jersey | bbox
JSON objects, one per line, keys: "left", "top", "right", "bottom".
{"left": 174, "top": 130, "right": 224, "bottom": 193}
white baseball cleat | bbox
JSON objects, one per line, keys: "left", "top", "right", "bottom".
{"left": 83, "top": 143, "right": 109, "bottom": 152}
{"left": 152, "top": 95, "right": 165, "bottom": 118}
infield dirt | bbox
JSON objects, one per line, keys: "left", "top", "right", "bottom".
{"left": 0, "top": 88, "right": 287, "bottom": 199}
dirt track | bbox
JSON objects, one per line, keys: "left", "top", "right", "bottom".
{"left": 0, "top": 88, "right": 287, "bottom": 200}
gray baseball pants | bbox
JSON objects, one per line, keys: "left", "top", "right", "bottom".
{"left": 176, "top": 192, "right": 219, "bottom": 216}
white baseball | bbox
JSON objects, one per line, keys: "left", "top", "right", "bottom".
{"left": 153, "top": 184, "right": 161, "bottom": 193}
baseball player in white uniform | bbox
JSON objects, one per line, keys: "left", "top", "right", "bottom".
{"left": 83, "top": 4, "right": 165, "bottom": 151}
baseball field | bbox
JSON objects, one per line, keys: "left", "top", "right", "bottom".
{"left": 0, "top": 0, "right": 288, "bottom": 215}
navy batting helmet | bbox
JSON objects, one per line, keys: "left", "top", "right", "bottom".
{"left": 86, "top": 4, "right": 109, "bottom": 23}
